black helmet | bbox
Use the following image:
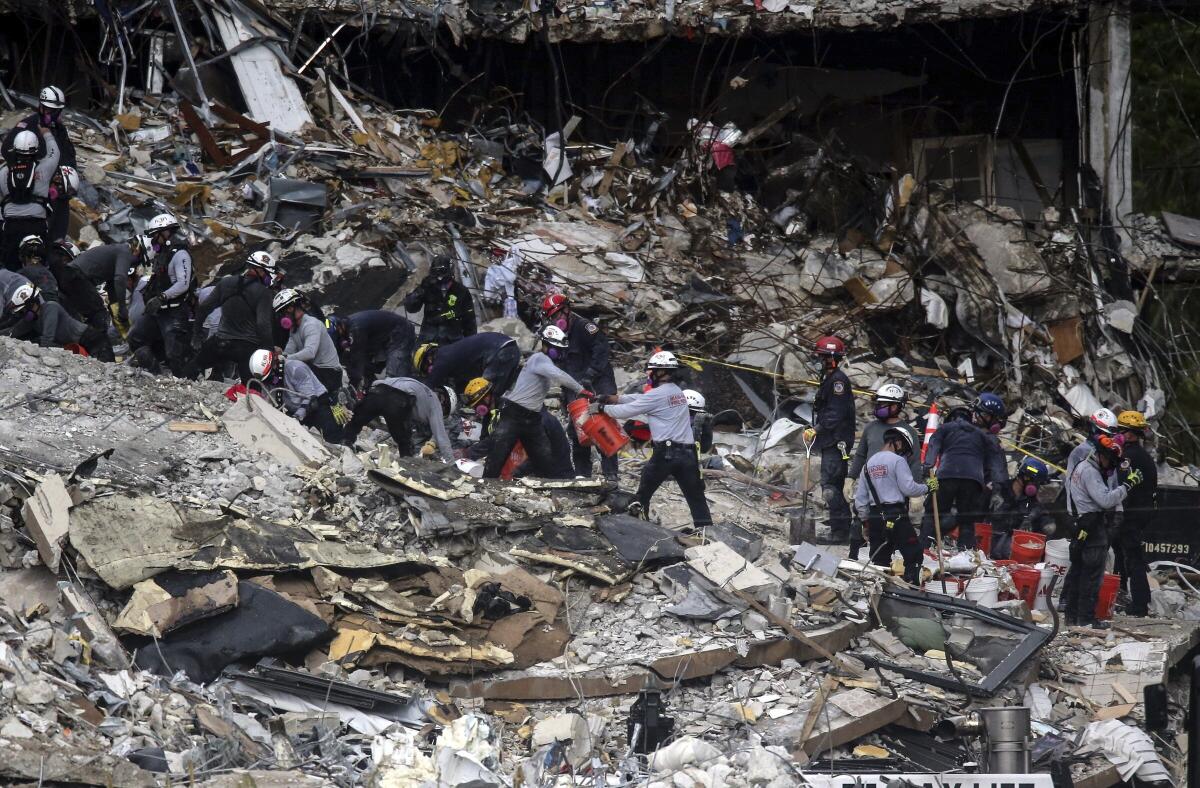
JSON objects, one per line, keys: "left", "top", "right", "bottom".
{"left": 430, "top": 255, "right": 453, "bottom": 279}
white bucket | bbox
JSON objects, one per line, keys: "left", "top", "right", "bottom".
{"left": 1044, "top": 539, "right": 1071, "bottom": 601}
{"left": 1034, "top": 563, "right": 1057, "bottom": 611}
{"left": 924, "top": 577, "right": 965, "bottom": 597}
{"left": 964, "top": 575, "right": 1000, "bottom": 606}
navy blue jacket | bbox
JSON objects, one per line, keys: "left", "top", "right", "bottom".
{"left": 425, "top": 332, "right": 514, "bottom": 392}
{"left": 558, "top": 315, "right": 615, "bottom": 394}
{"left": 343, "top": 310, "right": 413, "bottom": 386}
{"left": 814, "top": 368, "right": 855, "bottom": 450}
{"left": 923, "top": 419, "right": 1007, "bottom": 486}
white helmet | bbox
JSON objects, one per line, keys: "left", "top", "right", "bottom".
{"left": 146, "top": 213, "right": 178, "bottom": 234}
{"left": 9, "top": 283, "right": 38, "bottom": 310}
{"left": 442, "top": 386, "right": 459, "bottom": 418}
{"left": 1090, "top": 407, "right": 1117, "bottom": 434}
{"left": 248, "top": 349, "right": 277, "bottom": 378}
{"left": 646, "top": 350, "right": 679, "bottom": 370}
{"left": 683, "top": 389, "right": 706, "bottom": 411}
{"left": 874, "top": 382, "right": 906, "bottom": 405}
{"left": 272, "top": 288, "right": 302, "bottom": 312}
{"left": 133, "top": 235, "right": 153, "bottom": 260}
{"left": 18, "top": 235, "right": 44, "bottom": 257}
{"left": 56, "top": 166, "right": 79, "bottom": 195}
{"left": 38, "top": 86, "right": 65, "bottom": 110}
{"left": 540, "top": 324, "right": 569, "bottom": 348}
{"left": 246, "top": 250, "right": 277, "bottom": 274}
{"left": 53, "top": 240, "right": 80, "bottom": 260}
{"left": 11, "top": 130, "right": 38, "bottom": 157}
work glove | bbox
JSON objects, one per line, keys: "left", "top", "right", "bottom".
{"left": 587, "top": 402, "right": 603, "bottom": 415}
{"left": 925, "top": 475, "right": 940, "bottom": 493}
{"left": 116, "top": 305, "right": 129, "bottom": 325}
{"left": 143, "top": 296, "right": 162, "bottom": 316}
{"left": 599, "top": 394, "right": 619, "bottom": 405}
{"left": 420, "top": 441, "right": 437, "bottom": 458}
{"left": 1123, "top": 468, "right": 1143, "bottom": 489}
{"left": 803, "top": 428, "right": 816, "bottom": 444}
{"left": 578, "top": 389, "right": 595, "bottom": 400}
{"left": 331, "top": 404, "right": 352, "bottom": 427}
{"left": 1077, "top": 528, "right": 1088, "bottom": 543}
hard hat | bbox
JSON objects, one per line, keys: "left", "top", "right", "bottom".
{"left": 248, "top": 349, "right": 276, "bottom": 378}
{"left": 18, "top": 235, "right": 44, "bottom": 257}
{"left": 271, "top": 288, "right": 302, "bottom": 312}
{"left": 57, "top": 165, "right": 79, "bottom": 194}
{"left": 38, "top": 86, "right": 66, "bottom": 110}
{"left": 441, "top": 386, "right": 459, "bottom": 417}
{"left": 1090, "top": 407, "right": 1118, "bottom": 434}
{"left": 9, "top": 283, "right": 37, "bottom": 310}
{"left": 429, "top": 255, "right": 453, "bottom": 277}
{"left": 974, "top": 393, "right": 1006, "bottom": 419}
{"left": 52, "top": 240, "right": 80, "bottom": 260}
{"left": 246, "top": 250, "right": 277, "bottom": 274}
{"left": 463, "top": 377, "right": 493, "bottom": 407}
{"left": 1017, "top": 457, "right": 1049, "bottom": 483}
{"left": 1117, "top": 410, "right": 1148, "bottom": 431}
{"left": 540, "top": 324, "right": 569, "bottom": 348}
{"left": 146, "top": 213, "right": 178, "bottom": 234}
{"left": 683, "top": 389, "right": 706, "bottom": 411}
{"left": 814, "top": 335, "right": 845, "bottom": 357}
{"left": 413, "top": 343, "right": 438, "bottom": 373}
{"left": 883, "top": 427, "right": 914, "bottom": 454}
{"left": 542, "top": 293, "right": 569, "bottom": 316}
{"left": 11, "top": 130, "right": 38, "bottom": 157}
{"left": 873, "top": 382, "right": 906, "bottom": 404}
{"left": 646, "top": 350, "right": 680, "bottom": 370}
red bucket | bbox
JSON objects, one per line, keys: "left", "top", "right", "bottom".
{"left": 566, "top": 398, "right": 594, "bottom": 447}
{"left": 974, "top": 522, "right": 992, "bottom": 556}
{"left": 1009, "top": 566, "right": 1041, "bottom": 609}
{"left": 1095, "top": 573, "right": 1121, "bottom": 620}
{"left": 500, "top": 440, "right": 526, "bottom": 481}
{"left": 1010, "top": 530, "right": 1047, "bottom": 564}
{"left": 567, "top": 398, "right": 629, "bottom": 458}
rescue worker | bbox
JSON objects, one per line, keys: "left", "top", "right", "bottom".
{"left": 466, "top": 381, "right": 574, "bottom": 479}
{"left": 43, "top": 239, "right": 104, "bottom": 328}
{"left": 130, "top": 213, "right": 194, "bottom": 376}
{"left": 419, "top": 332, "right": 522, "bottom": 399}
{"left": 0, "top": 126, "right": 58, "bottom": 270}
{"left": 684, "top": 389, "right": 715, "bottom": 459}
{"left": 327, "top": 310, "right": 416, "bottom": 390}
{"left": 1065, "top": 408, "right": 1119, "bottom": 518}
{"left": 0, "top": 267, "right": 31, "bottom": 329}
{"left": 248, "top": 348, "right": 341, "bottom": 442}
{"left": 7, "top": 283, "right": 114, "bottom": 360}
{"left": 852, "top": 428, "right": 935, "bottom": 582}
{"left": 1114, "top": 410, "right": 1156, "bottom": 617}
{"left": 15, "top": 236, "right": 59, "bottom": 303}
{"left": 3, "top": 87, "right": 74, "bottom": 241}
{"left": 591, "top": 350, "right": 712, "bottom": 530}
{"left": 69, "top": 237, "right": 146, "bottom": 327}
{"left": 1063, "top": 434, "right": 1142, "bottom": 629}
{"left": 848, "top": 382, "right": 920, "bottom": 561}
{"left": 483, "top": 325, "right": 591, "bottom": 479}
{"left": 404, "top": 255, "right": 476, "bottom": 344}
{"left": 189, "top": 251, "right": 278, "bottom": 381}
{"left": 990, "top": 457, "right": 1055, "bottom": 558}
{"left": 920, "top": 394, "right": 1008, "bottom": 550}
{"left": 541, "top": 293, "right": 619, "bottom": 480}
{"left": 340, "top": 377, "right": 456, "bottom": 461}
{"left": 811, "top": 336, "right": 855, "bottom": 543}
{"left": 273, "top": 288, "right": 344, "bottom": 395}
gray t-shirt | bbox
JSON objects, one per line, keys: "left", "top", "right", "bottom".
{"left": 1067, "top": 456, "right": 1127, "bottom": 515}
{"left": 0, "top": 129, "right": 59, "bottom": 219}
{"left": 374, "top": 377, "right": 454, "bottom": 462}
{"left": 503, "top": 352, "right": 582, "bottom": 411}
{"left": 853, "top": 449, "right": 929, "bottom": 520}
{"left": 285, "top": 313, "right": 341, "bottom": 371}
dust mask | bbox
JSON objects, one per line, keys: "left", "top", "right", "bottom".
{"left": 554, "top": 318, "right": 568, "bottom": 331}
{"left": 474, "top": 404, "right": 489, "bottom": 418}
{"left": 22, "top": 310, "right": 36, "bottom": 322}
{"left": 988, "top": 422, "right": 1001, "bottom": 434}
{"left": 874, "top": 406, "right": 892, "bottom": 420}
{"left": 547, "top": 347, "right": 560, "bottom": 360}
{"left": 1024, "top": 483, "right": 1039, "bottom": 498}
{"left": 280, "top": 316, "right": 294, "bottom": 331}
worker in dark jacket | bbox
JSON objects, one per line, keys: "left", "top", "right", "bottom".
{"left": 1114, "top": 410, "right": 1157, "bottom": 617}
{"left": 920, "top": 394, "right": 1008, "bottom": 550}
{"left": 812, "top": 335, "right": 855, "bottom": 543}
{"left": 542, "top": 292, "right": 619, "bottom": 480}
{"left": 3, "top": 87, "right": 74, "bottom": 242}
{"left": 990, "top": 457, "right": 1055, "bottom": 558}
{"left": 418, "top": 332, "right": 522, "bottom": 398}
{"left": 7, "top": 282, "right": 113, "bottom": 360}
{"left": 69, "top": 238, "right": 145, "bottom": 327}
{"left": 328, "top": 310, "right": 415, "bottom": 390}
{"left": 404, "top": 255, "right": 476, "bottom": 344}
{"left": 188, "top": 251, "right": 278, "bottom": 381}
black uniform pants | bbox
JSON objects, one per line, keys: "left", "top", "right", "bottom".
{"left": 819, "top": 447, "right": 850, "bottom": 538}
{"left": 77, "top": 326, "right": 115, "bottom": 362}
{"left": 1062, "top": 513, "right": 1108, "bottom": 624}
{"left": 484, "top": 401, "right": 557, "bottom": 479}
{"left": 343, "top": 387, "right": 415, "bottom": 453}
{"left": 866, "top": 506, "right": 921, "bottom": 583}
{"left": 55, "top": 264, "right": 107, "bottom": 328}
{"left": 308, "top": 363, "right": 343, "bottom": 399}
{"left": 381, "top": 324, "right": 417, "bottom": 380}
{"left": 129, "top": 305, "right": 190, "bottom": 376}
{"left": 48, "top": 197, "right": 70, "bottom": 242}
{"left": 636, "top": 441, "right": 712, "bottom": 529}
{"left": 1, "top": 217, "right": 46, "bottom": 270}
{"left": 300, "top": 394, "right": 342, "bottom": 443}
{"left": 920, "top": 478, "right": 985, "bottom": 549}
{"left": 1114, "top": 514, "right": 1151, "bottom": 616}
{"left": 417, "top": 324, "right": 465, "bottom": 345}
{"left": 189, "top": 336, "right": 258, "bottom": 382}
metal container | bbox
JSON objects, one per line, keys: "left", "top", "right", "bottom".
{"left": 980, "top": 706, "right": 1031, "bottom": 774}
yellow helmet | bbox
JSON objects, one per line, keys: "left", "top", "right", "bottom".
{"left": 1117, "top": 410, "right": 1148, "bottom": 430}
{"left": 464, "top": 377, "right": 493, "bottom": 407}
{"left": 413, "top": 343, "right": 438, "bottom": 373}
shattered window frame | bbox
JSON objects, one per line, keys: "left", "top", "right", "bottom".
{"left": 911, "top": 134, "right": 993, "bottom": 204}
{"left": 854, "top": 588, "right": 1052, "bottom": 697}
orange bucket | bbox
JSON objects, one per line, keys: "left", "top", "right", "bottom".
{"left": 500, "top": 440, "right": 527, "bottom": 481}
{"left": 974, "top": 522, "right": 992, "bottom": 555}
{"left": 1095, "top": 573, "right": 1121, "bottom": 620}
{"left": 567, "top": 398, "right": 629, "bottom": 457}
{"left": 1009, "top": 566, "right": 1041, "bottom": 609}
{"left": 1010, "top": 530, "right": 1047, "bottom": 564}
{"left": 566, "top": 398, "right": 594, "bottom": 447}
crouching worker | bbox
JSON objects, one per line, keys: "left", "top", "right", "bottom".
{"left": 990, "top": 457, "right": 1055, "bottom": 559}
{"left": 340, "top": 378, "right": 456, "bottom": 462}
{"left": 8, "top": 283, "right": 114, "bottom": 360}
{"left": 852, "top": 428, "right": 934, "bottom": 583}
{"left": 591, "top": 350, "right": 712, "bottom": 530}
{"left": 247, "top": 349, "right": 341, "bottom": 443}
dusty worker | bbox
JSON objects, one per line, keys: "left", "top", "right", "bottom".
{"left": 326, "top": 310, "right": 416, "bottom": 390}
{"left": 190, "top": 251, "right": 279, "bottom": 381}
{"left": 591, "top": 350, "right": 712, "bottom": 530}
{"left": 418, "top": 331, "right": 522, "bottom": 400}
{"left": 466, "top": 380, "right": 574, "bottom": 479}
{"left": 1064, "top": 407, "right": 1119, "bottom": 518}
{"left": 852, "top": 428, "right": 934, "bottom": 583}
{"left": 130, "top": 213, "right": 195, "bottom": 376}
{"left": 273, "top": 288, "right": 344, "bottom": 395}
{"left": 848, "top": 382, "right": 920, "bottom": 561}
{"left": 0, "top": 108, "right": 60, "bottom": 268}
{"left": 483, "top": 325, "right": 591, "bottom": 479}
{"left": 404, "top": 255, "right": 476, "bottom": 344}
{"left": 248, "top": 349, "right": 341, "bottom": 442}
{"left": 47, "top": 239, "right": 110, "bottom": 330}
{"left": 340, "top": 378, "right": 456, "bottom": 462}
{"left": 68, "top": 236, "right": 149, "bottom": 329}
{"left": 811, "top": 335, "right": 855, "bottom": 544}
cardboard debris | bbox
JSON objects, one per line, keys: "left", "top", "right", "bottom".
{"left": 114, "top": 570, "right": 239, "bottom": 637}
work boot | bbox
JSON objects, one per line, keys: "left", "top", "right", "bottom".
{"left": 1085, "top": 620, "right": 1110, "bottom": 631}
{"left": 626, "top": 501, "right": 645, "bottom": 520}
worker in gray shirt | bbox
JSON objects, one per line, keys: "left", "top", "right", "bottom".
{"left": 852, "top": 428, "right": 934, "bottom": 582}
{"left": 0, "top": 127, "right": 58, "bottom": 270}
{"left": 848, "top": 382, "right": 920, "bottom": 561}
{"left": 273, "top": 288, "right": 343, "bottom": 395}
{"left": 248, "top": 349, "right": 341, "bottom": 442}
{"left": 132, "top": 213, "right": 194, "bottom": 376}
{"left": 1061, "top": 433, "right": 1141, "bottom": 629}
{"left": 70, "top": 240, "right": 140, "bottom": 325}
{"left": 1064, "top": 407, "right": 1118, "bottom": 517}
{"left": 341, "top": 377, "right": 456, "bottom": 462}
{"left": 7, "top": 282, "right": 113, "bottom": 360}
{"left": 483, "top": 324, "right": 591, "bottom": 479}
{"left": 593, "top": 349, "right": 711, "bottom": 529}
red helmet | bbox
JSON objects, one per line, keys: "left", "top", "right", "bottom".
{"left": 542, "top": 293, "right": 569, "bottom": 316}
{"left": 814, "top": 335, "right": 845, "bottom": 357}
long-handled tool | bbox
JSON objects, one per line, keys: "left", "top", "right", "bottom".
{"left": 789, "top": 427, "right": 818, "bottom": 544}
{"left": 930, "top": 470, "right": 948, "bottom": 591}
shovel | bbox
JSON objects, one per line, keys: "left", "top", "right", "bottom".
{"left": 788, "top": 427, "right": 818, "bottom": 545}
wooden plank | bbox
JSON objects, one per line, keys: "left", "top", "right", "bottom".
{"left": 180, "top": 101, "right": 231, "bottom": 168}
{"left": 168, "top": 421, "right": 219, "bottom": 433}
{"left": 1047, "top": 316, "right": 1085, "bottom": 365}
